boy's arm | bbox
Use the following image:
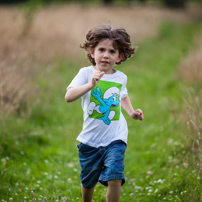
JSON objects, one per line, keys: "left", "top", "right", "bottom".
{"left": 121, "top": 95, "right": 144, "bottom": 121}
{"left": 65, "top": 71, "right": 104, "bottom": 102}
{"left": 65, "top": 83, "right": 93, "bottom": 102}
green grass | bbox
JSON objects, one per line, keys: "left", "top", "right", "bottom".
{"left": 0, "top": 21, "right": 201, "bottom": 202}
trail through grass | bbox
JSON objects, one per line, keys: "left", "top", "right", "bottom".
{"left": 0, "top": 21, "right": 201, "bottom": 202}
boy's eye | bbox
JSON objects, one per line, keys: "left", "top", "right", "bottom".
{"left": 110, "top": 50, "right": 115, "bottom": 54}
{"left": 99, "top": 48, "right": 105, "bottom": 52}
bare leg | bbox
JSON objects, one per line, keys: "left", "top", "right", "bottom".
{"left": 106, "top": 179, "right": 122, "bottom": 202}
{"left": 81, "top": 184, "right": 95, "bottom": 202}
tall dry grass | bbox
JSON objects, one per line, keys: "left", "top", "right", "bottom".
{"left": 178, "top": 29, "right": 202, "bottom": 200}
{"left": 179, "top": 32, "right": 202, "bottom": 85}
{"left": 178, "top": 29, "right": 202, "bottom": 141}
{"left": 182, "top": 88, "right": 202, "bottom": 201}
{"left": 0, "top": 7, "right": 36, "bottom": 117}
{"left": 0, "top": 4, "right": 198, "bottom": 116}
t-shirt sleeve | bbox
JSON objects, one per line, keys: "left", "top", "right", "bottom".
{"left": 66, "top": 68, "right": 87, "bottom": 90}
{"left": 120, "top": 74, "right": 128, "bottom": 99}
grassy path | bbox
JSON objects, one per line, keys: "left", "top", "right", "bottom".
{"left": 0, "top": 21, "right": 201, "bottom": 201}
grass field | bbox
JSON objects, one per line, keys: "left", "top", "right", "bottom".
{"left": 0, "top": 3, "right": 202, "bottom": 202}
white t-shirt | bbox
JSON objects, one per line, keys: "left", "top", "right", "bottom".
{"left": 67, "top": 65, "right": 128, "bottom": 148}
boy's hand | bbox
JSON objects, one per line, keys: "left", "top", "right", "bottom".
{"left": 130, "top": 109, "right": 144, "bottom": 121}
{"left": 91, "top": 71, "right": 105, "bottom": 87}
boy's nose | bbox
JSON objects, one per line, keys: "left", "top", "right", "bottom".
{"left": 103, "top": 52, "right": 109, "bottom": 58}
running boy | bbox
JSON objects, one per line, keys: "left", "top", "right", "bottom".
{"left": 65, "top": 24, "right": 144, "bottom": 202}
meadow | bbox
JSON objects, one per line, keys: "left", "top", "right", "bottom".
{"left": 0, "top": 3, "right": 202, "bottom": 202}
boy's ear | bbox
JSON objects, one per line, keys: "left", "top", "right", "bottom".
{"left": 117, "top": 53, "right": 124, "bottom": 63}
{"left": 90, "top": 49, "right": 95, "bottom": 58}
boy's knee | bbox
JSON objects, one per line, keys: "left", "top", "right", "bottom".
{"left": 108, "top": 179, "right": 122, "bottom": 187}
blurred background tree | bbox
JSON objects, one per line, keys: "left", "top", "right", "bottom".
{"left": 0, "top": 0, "right": 201, "bottom": 8}
{"left": 163, "top": 0, "right": 186, "bottom": 8}
{"left": 103, "top": 0, "right": 113, "bottom": 6}
{"left": 0, "top": 0, "right": 27, "bottom": 3}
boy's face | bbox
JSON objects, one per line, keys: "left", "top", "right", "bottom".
{"left": 91, "top": 39, "right": 123, "bottom": 74}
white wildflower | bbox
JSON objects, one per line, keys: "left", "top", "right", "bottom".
{"left": 44, "top": 159, "right": 49, "bottom": 164}
{"left": 134, "top": 186, "right": 142, "bottom": 190}
{"left": 183, "top": 163, "right": 188, "bottom": 168}
{"left": 67, "top": 178, "right": 72, "bottom": 183}
{"left": 73, "top": 168, "right": 78, "bottom": 172}
{"left": 147, "top": 171, "right": 153, "bottom": 175}
{"left": 157, "top": 179, "right": 164, "bottom": 184}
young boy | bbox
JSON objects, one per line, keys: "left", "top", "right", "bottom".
{"left": 65, "top": 24, "right": 144, "bottom": 202}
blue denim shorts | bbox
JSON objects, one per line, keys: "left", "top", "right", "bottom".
{"left": 77, "top": 140, "right": 127, "bottom": 189}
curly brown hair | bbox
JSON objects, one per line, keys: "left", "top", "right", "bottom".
{"left": 80, "top": 24, "right": 136, "bottom": 66}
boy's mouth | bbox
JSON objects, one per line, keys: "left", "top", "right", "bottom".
{"left": 101, "top": 61, "right": 109, "bottom": 64}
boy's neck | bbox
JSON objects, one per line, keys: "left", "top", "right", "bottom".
{"left": 93, "top": 66, "right": 116, "bottom": 74}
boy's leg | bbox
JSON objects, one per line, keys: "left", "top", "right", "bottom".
{"left": 78, "top": 143, "right": 102, "bottom": 201}
{"left": 81, "top": 184, "right": 95, "bottom": 202}
{"left": 106, "top": 179, "right": 122, "bottom": 202}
